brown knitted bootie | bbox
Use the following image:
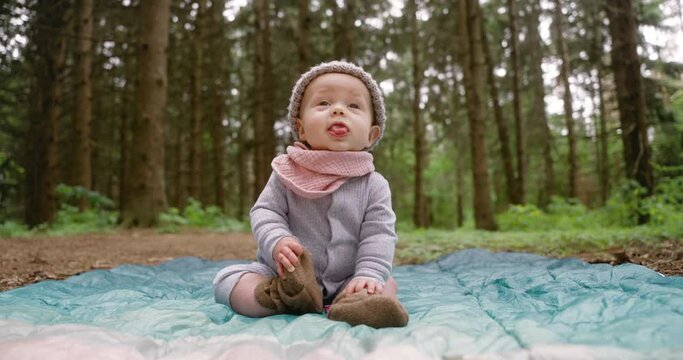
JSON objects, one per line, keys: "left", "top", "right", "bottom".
{"left": 327, "top": 289, "right": 409, "bottom": 328}
{"left": 253, "top": 251, "right": 323, "bottom": 315}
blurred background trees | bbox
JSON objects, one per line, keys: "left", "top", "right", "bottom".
{"left": 1, "top": 0, "right": 682, "bottom": 231}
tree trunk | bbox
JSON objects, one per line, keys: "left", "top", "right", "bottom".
{"left": 480, "top": 20, "right": 516, "bottom": 206}
{"left": 166, "top": 15, "right": 183, "bottom": 209}
{"left": 597, "top": 65, "right": 610, "bottom": 204}
{"left": 173, "top": 126, "right": 186, "bottom": 208}
{"left": 341, "top": 0, "right": 355, "bottom": 60}
{"left": 449, "top": 56, "right": 466, "bottom": 228}
{"left": 252, "top": 3, "right": 262, "bottom": 199}
{"left": 327, "top": 0, "right": 341, "bottom": 59}
{"left": 209, "top": 0, "right": 226, "bottom": 210}
{"left": 121, "top": 0, "right": 171, "bottom": 227}
{"left": 253, "top": 0, "right": 274, "bottom": 198}
{"left": 189, "top": 0, "right": 205, "bottom": 201}
{"left": 408, "top": 0, "right": 428, "bottom": 228}
{"left": 73, "top": 0, "right": 94, "bottom": 210}
{"left": 90, "top": 34, "right": 105, "bottom": 199}
{"left": 118, "top": 93, "right": 129, "bottom": 214}
{"left": 297, "top": 0, "right": 311, "bottom": 73}
{"left": 553, "top": 0, "right": 579, "bottom": 199}
{"left": 606, "top": 0, "right": 655, "bottom": 222}
{"left": 455, "top": 147, "right": 465, "bottom": 227}
{"left": 235, "top": 49, "right": 252, "bottom": 218}
{"left": 25, "top": 3, "right": 69, "bottom": 227}
{"left": 106, "top": 82, "right": 118, "bottom": 199}
{"left": 328, "top": 0, "right": 353, "bottom": 60}
{"left": 527, "top": 0, "right": 554, "bottom": 208}
{"left": 506, "top": 0, "right": 525, "bottom": 204}
{"left": 252, "top": 1, "right": 265, "bottom": 200}
{"left": 590, "top": 11, "right": 610, "bottom": 205}
{"left": 261, "top": 0, "right": 275, "bottom": 192}
{"left": 457, "top": 0, "right": 498, "bottom": 231}
{"left": 118, "top": 26, "right": 134, "bottom": 214}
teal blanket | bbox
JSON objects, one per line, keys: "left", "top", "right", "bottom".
{"left": 1, "top": 249, "right": 682, "bottom": 359}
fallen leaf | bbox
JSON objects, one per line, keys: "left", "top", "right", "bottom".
{"left": 92, "top": 260, "right": 113, "bottom": 269}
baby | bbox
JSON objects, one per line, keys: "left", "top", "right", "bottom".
{"left": 213, "top": 61, "right": 408, "bottom": 328}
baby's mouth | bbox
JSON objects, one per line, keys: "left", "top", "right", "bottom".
{"left": 328, "top": 123, "right": 349, "bottom": 137}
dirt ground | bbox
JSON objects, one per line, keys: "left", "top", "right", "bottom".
{"left": 1, "top": 230, "right": 681, "bottom": 291}
{"left": 0, "top": 230, "right": 256, "bottom": 291}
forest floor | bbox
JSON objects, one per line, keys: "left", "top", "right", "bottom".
{"left": 1, "top": 229, "right": 682, "bottom": 291}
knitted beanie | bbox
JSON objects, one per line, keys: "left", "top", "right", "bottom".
{"left": 287, "top": 61, "right": 386, "bottom": 150}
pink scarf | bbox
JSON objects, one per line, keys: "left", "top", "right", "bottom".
{"left": 271, "top": 142, "right": 375, "bottom": 199}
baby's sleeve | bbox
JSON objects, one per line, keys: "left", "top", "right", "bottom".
{"left": 355, "top": 173, "right": 397, "bottom": 284}
{"left": 250, "top": 172, "right": 294, "bottom": 270}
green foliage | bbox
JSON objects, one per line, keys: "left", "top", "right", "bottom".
{"left": 48, "top": 184, "right": 118, "bottom": 235}
{"left": 424, "top": 149, "right": 458, "bottom": 228}
{"left": 0, "top": 220, "right": 31, "bottom": 238}
{"left": 159, "top": 198, "right": 248, "bottom": 233}
{"left": 0, "top": 152, "right": 23, "bottom": 218}
{"left": 595, "top": 179, "right": 683, "bottom": 228}
{"left": 48, "top": 204, "right": 118, "bottom": 236}
{"left": 595, "top": 181, "right": 648, "bottom": 227}
{"left": 495, "top": 178, "right": 683, "bottom": 232}
{"left": 497, "top": 198, "right": 595, "bottom": 231}
{"left": 635, "top": 0, "right": 667, "bottom": 26}
{"left": 3, "top": 190, "right": 248, "bottom": 237}
{"left": 652, "top": 89, "right": 683, "bottom": 177}
{"left": 672, "top": 90, "right": 683, "bottom": 123}
{"left": 643, "top": 177, "right": 683, "bottom": 226}
{"left": 1, "top": 184, "right": 119, "bottom": 237}
{"left": 55, "top": 184, "right": 115, "bottom": 210}
{"left": 497, "top": 204, "right": 549, "bottom": 231}
{"left": 653, "top": 176, "right": 683, "bottom": 206}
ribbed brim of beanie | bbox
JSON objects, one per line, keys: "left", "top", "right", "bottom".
{"left": 287, "top": 61, "right": 386, "bottom": 151}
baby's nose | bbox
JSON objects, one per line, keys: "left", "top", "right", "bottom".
{"left": 332, "top": 105, "right": 345, "bottom": 115}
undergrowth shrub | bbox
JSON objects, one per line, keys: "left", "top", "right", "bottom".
{"left": 644, "top": 177, "right": 683, "bottom": 227}
{"left": 1, "top": 184, "right": 118, "bottom": 237}
{"left": 497, "top": 197, "right": 595, "bottom": 231}
{"left": 50, "top": 184, "right": 117, "bottom": 234}
{"left": 0, "top": 220, "right": 30, "bottom": 238}
{"left": 159, "top": 198, "right": 248, "bottom": 233}
{"left": 496, "top": 204, "right": 547, "bottom": 231}
{"left": 497, "top": 178, "right": 683, "bottom": 232}
{"left": 595, "top": 179, "right": 683, "bottom": 227}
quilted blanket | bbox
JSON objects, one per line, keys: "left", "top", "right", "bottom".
{"left": 1, "top": 249, "right": 682, "bottom": 359}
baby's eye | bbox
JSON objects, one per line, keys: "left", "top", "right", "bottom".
{"left": 349, "top": 103, "right": 360, "bottom": 109}
{"left": 318, "top": 101, "right": 330, "bottom": 106}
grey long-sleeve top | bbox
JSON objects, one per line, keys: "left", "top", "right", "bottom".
{"left": 251, "top": 171, "right": 397, "bottom": 299}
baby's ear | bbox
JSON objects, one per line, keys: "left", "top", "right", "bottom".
{"left": 296, "top": 118, "right": 306, "bottom": 141}
{"left": 368, "top": 125, "right": 381, "bottom": 145}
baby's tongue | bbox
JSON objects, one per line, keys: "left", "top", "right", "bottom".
{"left": 329, "top": 124, "right": 349, "bottom": 136}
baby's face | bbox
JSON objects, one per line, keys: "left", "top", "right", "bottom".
{"left": 297, "top": 73, "right": 380, "bottom": 151}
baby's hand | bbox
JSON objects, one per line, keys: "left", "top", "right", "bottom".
{"left": 272, "top": 236, "right": 304, "bottom": 279}
{"left": 345, "top": 277, "right": 383, "bottom": 296}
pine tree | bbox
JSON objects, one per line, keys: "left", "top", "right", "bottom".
{"left": 121, "top": 0, "right": 171, "bottom": 227}
{"left": 553, "top": 0, "right": 579, "bottom": 199}
{"left": 606, "top": 0, "right": 655, "bottom": 223}
{"left": 408, "top": 0, "right": 429, "bottom": 227}
{"left": 72, "top": 0, "right": 94, "bottom": 210}
{"left": 457, "top": 0, "right": 498, "bottom": 230}
{"left": 25, "top": 2, "right": 70, "bottom": 226}
{"left": 506, "top": 0, "right": 526, "bottom": 204}
{"left": 189, "top": 0, "right": 206, "bottom": 201}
